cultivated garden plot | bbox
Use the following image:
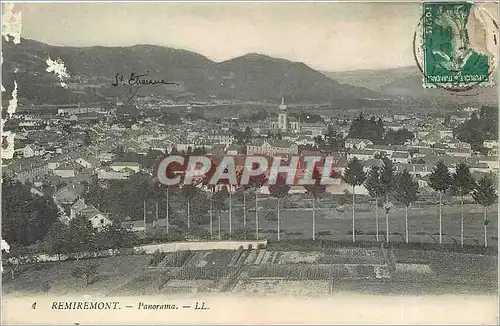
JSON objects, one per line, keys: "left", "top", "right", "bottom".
{"left": 184, "top": 251, "right": 210, "bottom": 267}
{"left": 240, "top": 250, "right": 324, "bottom": 265}
{"left": 276, "top": 251, "right": 322, "bottom": 264}
{"left": 320, "top": 248, "right": 385, "bottom": 264}
{"left": 232, "top": 279, "right": 331, "bottom": 296}
{"left": 241, "top": 263, "right": 385, "bottom": 280}
{"left": 3, "top": 246, "right": 496, "bottom": 297}
{"left": 162, "top": 279, "right": 220, "bottom": 294}
{"left": 157, "top": 251, "right": 192, "bottom": 268}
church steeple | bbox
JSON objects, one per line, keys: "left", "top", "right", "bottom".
{"left": 278, "top": 95, "right": 288, "bottom": 132}
{"left": 279, "top": 96, "right": 287, "bottom": 112}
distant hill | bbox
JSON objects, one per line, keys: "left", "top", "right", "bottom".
{"left": 2, "top": 39, "right": 214, "bottom": 105}
{"left": 211, "top": 53, "right": 383, "bottom": 105}
{"left": 2, "top": 39, "right": 385, "bottom": 107}
{"left": 323, "top": 66, "right": 497, "bottom": 107}
{"left": 322, "top": 66, "right": 418, "bottom": 91}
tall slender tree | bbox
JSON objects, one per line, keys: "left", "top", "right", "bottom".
{"left": 304, "top": 166, "right": 326, "bottom": 241}
{"left": 450, "top": 163, "right": 476, "bottom": 247}
{"left": 213, "top": 186, "right": 229, "bottom": 240}
{"left": 228, "top": 185, "right": 233, "bottom": 238}
{"left": 364, "top": 165, "right": 385, "bottom": 241}
{"left": 157, "top": 182, "right": 179, "bottom": 236}
{"left": 236, "top": 169, "right": 251, "bottom": 232}
{"left": 218, "top": 167, "right": 234, "bottom": 239}
{"left": 248, "top": 173, "right": 267, "bottom": 241}
{"left": 207, "top": 184, "right": 216, "bottom": 239}
{"left": 202, "top": 160, "right": 221, "bottom": 239}
{"left": 428, "top": 161, "right": 452, "bottom": 245}
{"left": 268, "top": 174, "right": 290, "bottom": 242}
{"left": 242, "top": 185, "right": 248, "bottom": 228}
{"left": 472, "top": 176, "right": 496, "bottom": 248}
{"left": 180, "top": 184, "right": 199, "bottom": 230}
{"left": 394, "top": 169, "right": 419, "bottom": 243}
{"left": 380, "top": 158, "right": 395, "bottom": 242}
{"left": 177, "top": 152, "right": 200, "bottom": 231}
{"left": 343, "top": 158, "right": 366, "bottom": 243}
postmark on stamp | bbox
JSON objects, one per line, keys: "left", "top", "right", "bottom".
{"left": 417, "top": 2, "right": 498, "bottom": 90}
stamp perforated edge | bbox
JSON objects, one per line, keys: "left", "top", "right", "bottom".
{"left": 418, "top": 1, "right": 498, "bottom": 89}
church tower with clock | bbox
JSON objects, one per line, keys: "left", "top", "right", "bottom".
{"left": 277, "top": 96, "right": 288, "bottom": 132}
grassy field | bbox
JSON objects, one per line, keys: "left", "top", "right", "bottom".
{"left": 214, "top": 203, "right": 498, "bottom": 245}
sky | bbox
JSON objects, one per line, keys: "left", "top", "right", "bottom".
{"left": 17, "top": 2, "right": 425, "bottom": 71}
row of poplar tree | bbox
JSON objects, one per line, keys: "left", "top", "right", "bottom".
{"left": 344, "top": 157, "right": 496, "bottom": 247}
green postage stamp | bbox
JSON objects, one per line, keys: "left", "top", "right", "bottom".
{"left": 422, "top": 2, "right": 497, "bottom": 89}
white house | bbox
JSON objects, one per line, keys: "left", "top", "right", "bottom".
{"left": 176, "top": 143, "right": 195, "bottom": 153}
{"left": 97, "top": 168, "right": 131, "bottom": 180}
{"left": 345, "top": 138, "right": 373, "bottom": 150}
{"left": 76, "top": 203, "right": 113, "bottom": 230}
{"left": 288, "top": 186, "right": 307, "bottom": 194}
{"left": 396, "top": 164, "right": 431, "bottom": 177}
{"left": 109, "top": 162, "right": 140, "bottom": 173}
{"left": 446, "top": 148, "right": 472, "bottom": 159}
{"left": 439, "top": 129, "right": 454, "bottom": 139}
{"left": 53, "top": 184, "right": 82, "bottom": 205}
{"left": 478, "top": 156, "right": 499, "bottom": 173}
{"left": 70, "top": 198, "right": 87, "bottom": 219}
{"left": 417, "top": 179, "right": 429, "bottom": 188}
{"left": 483, "top": 140, "right": 498, "bottom": 150}
{"left": 345, "top": 184, "right": 369, "bottom": 195}
{"left": 300, "top": 122, "right": 325, "bottom": 137}
{"left": 246, "top": 139, "right": 298, "bottom": 156}
{"left": 22, "top": 144, "right": 44, "bottom": 158}
{"left": 98, "top": 152, "right": 115, "bottom": 162}
{"left": 75, "top": 156, "right": 99, "bottom": 169}
{"left": 53, "top": 163, "right": 77, "bottom": 178}
{"left": 391, "top": 151, "right": 411, "bottom": 164}
{"left": 347, "top": 149, "right": 376, "bottom": 161}
{"left": 121, "top": 219, "right": 146, "bottom": 232}
{"left": 295, "top": 136, "right": 316, "bottom": 147}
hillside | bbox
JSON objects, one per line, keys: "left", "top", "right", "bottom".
{"left": 2, "top": 39, "right": 385, "bottom": 107}
{"left": 324, "top": 66, "right": 497, "bottom": 106}
{"left": 2, "top": 39, "right": 214, "bottom": 104}
{"left": 322, "top": 66, "right": 418, "bottom": 91}
{"left": 211, "top": 53, "right": 383, "bottom": 105}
